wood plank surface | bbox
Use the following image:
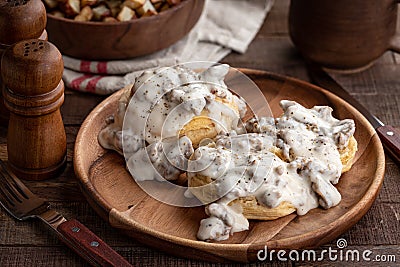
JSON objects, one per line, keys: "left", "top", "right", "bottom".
{"left": 0, "top": 0, "right": 399, "bottom": 266}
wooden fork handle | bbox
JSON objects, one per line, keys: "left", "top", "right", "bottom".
{"left": 57, "top": 219, "right": 133, "bottom": 267}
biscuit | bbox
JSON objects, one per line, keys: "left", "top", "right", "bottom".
{"left": 340, "top": 135, "right": 358, "bottom": 173}
{"left": 179, "top": 96, "right": 242, "bottom": 148}
{"left": 188, "top": 136, "right": 358, "bottom": 221}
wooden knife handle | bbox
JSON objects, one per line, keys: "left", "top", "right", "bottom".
{"left": 57, "top": 219, "right": 133, "bottom": 267}
{"left": 376, "top": 125, "right": 400, "bottom": 164}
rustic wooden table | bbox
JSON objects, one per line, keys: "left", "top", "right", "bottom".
{"left": 1, "top": 0, "right": 399, "bottom": 266}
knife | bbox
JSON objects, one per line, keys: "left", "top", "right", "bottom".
{"left": 306, "top": 62, "right": 400, "bottom": 164}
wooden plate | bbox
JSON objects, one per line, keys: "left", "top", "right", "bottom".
{"left": 74, "top": 69, "right": 385, "bottom": 263}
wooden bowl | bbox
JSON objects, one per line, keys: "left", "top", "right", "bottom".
{"left": 74, "top": 69, "right": 385, "bottom": 262}
{"left": 46, "top": 0, "right": 204, "bottom": 60}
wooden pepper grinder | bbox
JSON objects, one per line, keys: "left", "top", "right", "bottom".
{"left": 1, "top": 39, "right": 66, "bottom": 180}
{"left": 0, "top": 0, "right": 47, "bottom": 125}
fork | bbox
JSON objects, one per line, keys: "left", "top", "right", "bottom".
{"left": 0, "top": 159, "right": 133, "bottom": 267}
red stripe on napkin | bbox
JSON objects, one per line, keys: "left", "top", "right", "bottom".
{"left": 97, "top": 62, "right": 107, "bottom": 74}
{"left": 70, "top": 74, "right": 93, "bottom": 90}
{"left": 80, "top": 61, "right": 91, "bottom": 73}
{"left": 86, "top": 76, "right": 102, "bottom": 93}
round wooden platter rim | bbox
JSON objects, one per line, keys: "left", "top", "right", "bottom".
{"left": 74, "top": 69, "right": 385, "bottom": 262}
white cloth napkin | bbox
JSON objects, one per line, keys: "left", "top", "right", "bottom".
{"left": 63, "top": 0, "right": 274, "bottom": 95}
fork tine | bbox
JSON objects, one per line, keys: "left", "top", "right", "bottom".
{"left": 0, "top": 183, "right": 16, "bottom": 208}
{"left": 0, "top": 178, "right": 21, "bottom": 203}
{"left": 0, "top": 164, "right": 22, "bottom": 206}
{"left": 0, "top": 160, "right": 30, "bottom": 202}
{"left": 0, "top": 160, "right": 47, "bottom": 220}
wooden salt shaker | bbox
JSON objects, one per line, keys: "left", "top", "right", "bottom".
{"left": 1, "top": 39, "right": 66, "bottom": 180}
{"left": 0, "top": 0, "right": 47, "bottom": 125}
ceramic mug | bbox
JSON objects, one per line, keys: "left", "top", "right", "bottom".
{"left": 289, "top": 0, "right": 400, "bottom": 71}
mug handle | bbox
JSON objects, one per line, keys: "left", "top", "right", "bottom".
{"left": 389, "top": 1, "right": 400, "bottom": 52}
{"left": 389, "top": 35, "right": 400, "bottom": 53}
